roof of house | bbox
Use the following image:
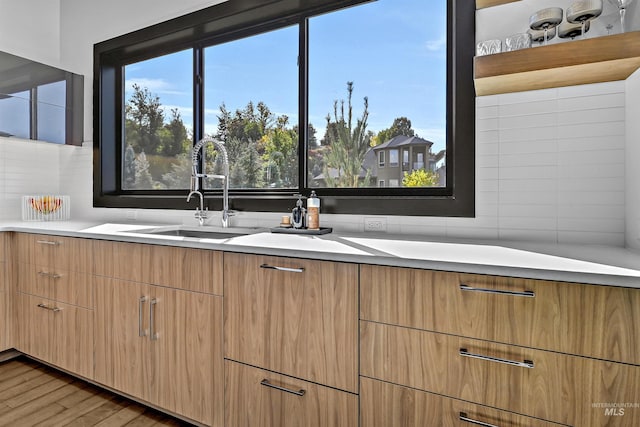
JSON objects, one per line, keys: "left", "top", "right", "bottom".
{"left": 372, "top": 135, "right": 435, "bottom": 151}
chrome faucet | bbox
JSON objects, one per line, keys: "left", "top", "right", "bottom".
{"left": 187, "top": 137, "right": 234, "bottom": 227}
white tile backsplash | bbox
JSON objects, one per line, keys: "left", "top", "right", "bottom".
{"left": 0, "top": 81, "right": 631, "bottom": 247}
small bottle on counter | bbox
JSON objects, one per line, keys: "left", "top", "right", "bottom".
{"left": 307, "top": 191, "right": 320, "bottom": 230}
{"left": 292, "top": 194, "right": 306, "bottom": 229}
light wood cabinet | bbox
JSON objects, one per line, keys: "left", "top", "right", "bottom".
{"left": 361, "top": 265, "right": 640, "bottom": 365}
{"left": 225, "top": 360, "right": 358, "bottom": 427}
{"left": 16, "top": 292, "right": 93, "bottom": 378}
{"left": 13, "top": 232, "right": 95, "bottom": 378}
{"left": 0, "top": 233, "right": 6, "bottom": 352}
{"left": 13, "top": 233, "right": 92, "bottom": 273}
{"left": 361, "top": 377, "right": 563, "bottom": 427}
{"left": 93, "top": 239, "right": 223, "bottom": 295}
{"left": 224, "top": 253, "right": 359, "bottom": 393}
{"left": 361, "top": 321, "right": 640, "bottom": 426}
{"left": 94, "top": 276, "right": 223, "bottom": 426}
{"left": 15, "top": 263, "right": 93, "bottom": 308}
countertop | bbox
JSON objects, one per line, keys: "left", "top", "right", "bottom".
{"left": 2, "top": 220, "right": 640, "bottom": 288}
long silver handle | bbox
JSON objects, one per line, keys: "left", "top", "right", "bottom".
{"left": 459, "top": 284, "right": 535, "bottom": 298}
{"left": 149, "top": 298, "right": 158, "bottom": 341}
{"left": 460, "top": 348, "right": 534, "bottom": 369}
{"left": 36, "top": 239, "right": 61, "bottom": 246}
{"left": 138, "top": 296, "right": 147, "bottom": 337}
{"left": 38, "top": 271, "right": 61, "bottom": 279}
{"left": 260, "top": 379, "right": 305, "bottom": 396}
{"left": 260, "top": 264, "right": 304, "bottom": 273}
{"left": 37, "top": 303, "right": 61, "bottom": 313}
{"left": 459, "top": 412, "right": 500, "bottom": 427}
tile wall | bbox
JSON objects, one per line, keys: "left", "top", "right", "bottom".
{"left": 1, "top": 81, "right": 626, "bottom": 246}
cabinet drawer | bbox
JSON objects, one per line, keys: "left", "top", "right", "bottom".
{"left": 93, "top": 240, "right": 223, "bottom": 295}
{"left": 14, "top": 233, "right": 93, "bottom": 273}
{"left": 361, "top": 321, "right": 640, "bottom": 426}
{"left": 361, "top": 377, "right": 563, "bottom": 427}
{"left": 361, "top": 265, "right": 640, "bottom": 364}
{"left": 0, "top": 233, "right": 5, "bottom": 262}
{"left": 0, "top": 289, "right": 8, "bottom": 352}
{"left": 224, "top": 253, "right": 359, "bottom": 392}
{"left": 225, "top": 360, "right": 358, "bottom": 427}
{"left": 17, "top": 292, "right": 94, "bottom": 379}
{"left": 16, "top": 263, "right": 93, "bottom": 308}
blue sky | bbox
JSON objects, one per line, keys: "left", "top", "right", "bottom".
{"left": 125, "top": 0, "right": 447, "bottom": 151}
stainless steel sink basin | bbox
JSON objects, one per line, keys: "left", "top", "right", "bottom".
{"left": 146, "top": 229, "right": 247, "bottom": 239}
{"left": 125, "top": 225, "right": 260, "bottom": 240}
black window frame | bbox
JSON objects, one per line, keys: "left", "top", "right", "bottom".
{"left": 94, "top": 0, "right": 475, "bottom": 216}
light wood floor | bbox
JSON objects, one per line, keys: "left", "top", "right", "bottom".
{"left": 0, "top": 357, "right": 194, "bottom": 426}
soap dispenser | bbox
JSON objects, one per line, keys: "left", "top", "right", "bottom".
{"left": 292, "top": 194, "right": 306, "bottom": 229}
{"left": 307, "top": 190, "right": 320, "bottom": 230}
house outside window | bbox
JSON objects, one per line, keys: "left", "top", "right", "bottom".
{"left": 388, "top": 149, "right": 399, "bottom": 167}
{"left": 94, "top": 0, "right": 475, "bottom": 216}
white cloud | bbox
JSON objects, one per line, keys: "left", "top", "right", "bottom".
{"left": 125, "top": 78, "right": 188, "bottom": 96}
{"left": 425, "top": 35, "right": 446, "bottom": 52}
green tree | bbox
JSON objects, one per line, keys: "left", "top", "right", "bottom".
{"left": 163, "top": 108, "right": 189, "bottom": 156}
{"left": 402, "top": 168, "right": 439, "bottom": 187}
{"left": 372, "top": 116, "right": 415, "bottom": 147}
{"left": 322, "top": 81, "right": 371, "bottom": 187}
{"left": 125, "top": 84, "right": 164, "bottom": 154}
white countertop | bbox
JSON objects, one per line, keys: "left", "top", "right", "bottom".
{"left": 2, "top": 220, "right": 640, "bottom": 288}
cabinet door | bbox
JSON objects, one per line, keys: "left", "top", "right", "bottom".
{"left": 0, "top": 289, "right": 6, "bottom": 352}
{"left": 225, "top": 254, "right": 358, "bottom": 393}
{"left": 361, "top": 377, "right": 563, "bottom": 427}
{"left": 361, "top": 265, "right": 640, "bottom": 365}
{"left": 153, "top": 286, "right": 223, "bottom": 426}
{"left": 16, "top": 292, "right": 93, "bottom": 378}
{"left": 225, "top": 360, "right": 358, "bottom": 427}
{"left": 16, "top": 292, "right": 52, "bottom": 361}
{"left": 361, "top": 321, "right": 640, "bottom": 426}
{"left": 94, "top": 277, "right": 151, "bottom": 401}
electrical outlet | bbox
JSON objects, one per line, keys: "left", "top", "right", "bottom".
{"left": 125, "top": 210, "right": 138, "bottom": 221}
{"left": 364, "top": 217, "right": 387, "bottom": 232}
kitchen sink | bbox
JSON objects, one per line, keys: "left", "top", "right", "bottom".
{"left": 125, "top": 225, "right": 261, "bottom": 240}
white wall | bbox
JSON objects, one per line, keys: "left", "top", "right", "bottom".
{"left": 0, "top": 0, "right": 61, "bottom": 66}
{"left": 0, "top": 0, "right": 634, "bottom": 247}
{"left": 626, "top": 69, "right": 640, "bottom": 250}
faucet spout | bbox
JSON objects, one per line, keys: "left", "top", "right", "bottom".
{"left": 188, "top": 137, "right": 234, "bottom": 228}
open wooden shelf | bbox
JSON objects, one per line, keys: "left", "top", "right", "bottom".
{"left": 476, "top": 0, "right": 520, "bottom": 9}
{"left": 474, "top": 31, "right": 640, "bottom": 96}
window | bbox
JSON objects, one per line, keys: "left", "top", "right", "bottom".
{"left": 378, "top": 151, "right": 385, "bottom": 168}
{"left": 94, "top": 0, "right": 475, "bottom": 216}
{"left": 388, "top": 149, "right": 399, "bottom": 168}
{"left": 123, "top": 49, "right": 193, "bottom": 190}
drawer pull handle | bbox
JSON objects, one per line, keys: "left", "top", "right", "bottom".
{"left": 459, "top": 348, "right": 534, "bottom": 369}
{"left": 138, "top": 296, "right": 147, "bottom": 337}
{"left": 260, "top": 264, "right": 304, "bottom": 273}
{"left": 459, "top": 412, "right": 500, "bottom": 427}
{"left": 36, "top": 240, "right": 61, "bottom": 246}
{"left": 38, "top": 271, "right": 61, "bottom": 279}
{"left": 260, "top": 379, "right": 306, "bottom": 396}
{"left": 460, "top": 284, "right": 535, "bottom": 298}
{"left": 150, "top": 298, "right": 158, "bottom": 341}
{"left": 37, "top": 303, "right": 61, "bottom": 313}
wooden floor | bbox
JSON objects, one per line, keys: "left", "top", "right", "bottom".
{"left": 0, "top": 357, "right": 194, "bottom": 426}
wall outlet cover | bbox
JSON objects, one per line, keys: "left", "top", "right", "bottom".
{"left": 364, "top": 217, "right": 387, "bottom": 232}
